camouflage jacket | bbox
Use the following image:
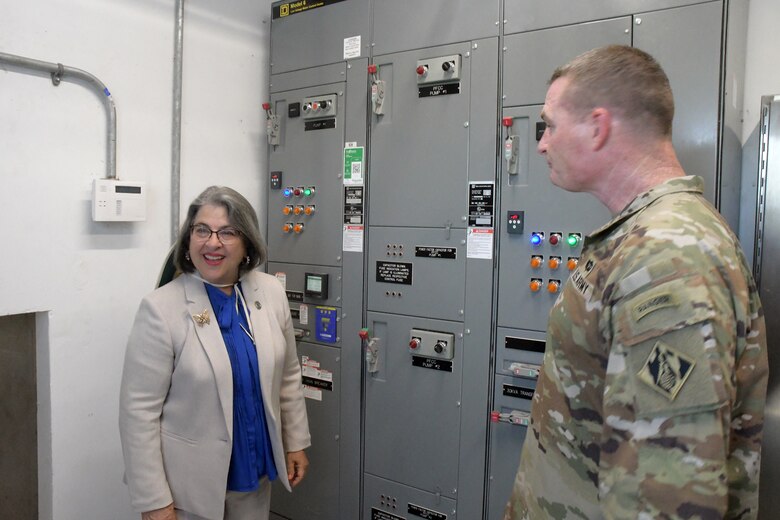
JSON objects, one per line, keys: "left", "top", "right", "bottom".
{"left": 505, "top": 176, "right": 768, "bottom": 520}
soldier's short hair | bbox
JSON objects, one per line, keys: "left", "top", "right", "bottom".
{"left": 174, "top": 186, "right": 267, "bottom": 276}
{"left": 551, "top": 45, "right": 674, "bottom": 137}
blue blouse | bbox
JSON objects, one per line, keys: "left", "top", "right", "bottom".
{"left": 205, "top": 283, "right": 278, "bottom": 491}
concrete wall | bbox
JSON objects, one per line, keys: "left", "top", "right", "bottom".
{"left": 0, "top": 1, "right": 271, "bottom": 518}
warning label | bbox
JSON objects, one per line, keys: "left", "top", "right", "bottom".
{"left": 376, "top": 261, "right": 413, "bottom": 285}
{"left": 272, "top": 0, "right": 347, "bottom": 19}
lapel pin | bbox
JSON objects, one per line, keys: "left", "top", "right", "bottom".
{"left": 255, "top": 301, "right": 262, "bottom": 310}
{"left": 192, "top": 309, "right": 210, "bottom": 326}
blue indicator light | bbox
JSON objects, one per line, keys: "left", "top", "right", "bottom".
{"left": 283, "top": 188, "right": 293, "bottom": 198}
{"left": 530, "top": 233, "right": 543, "bottom": 246}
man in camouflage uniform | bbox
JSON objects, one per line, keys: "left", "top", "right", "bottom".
{"left": 504, "top": 45, "right": 768, "bottom": 519}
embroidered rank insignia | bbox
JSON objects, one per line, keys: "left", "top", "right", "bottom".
{"left": 637, "top": 341, "right": 695, "bottom": 400}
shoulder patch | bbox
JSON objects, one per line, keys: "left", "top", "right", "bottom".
{"left": 637, "top": 341, "right": 695, "bottom": 401}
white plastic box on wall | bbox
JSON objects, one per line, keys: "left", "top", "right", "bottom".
{"left": 91, "top": 179, "right": 146, "bottom": 221}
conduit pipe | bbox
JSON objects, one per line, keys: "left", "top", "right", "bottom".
{"left": 171, "top": 0, "right": 185, "bottom": 243}
{"left": 0, "top": 51, "right": 117, "bottom": 179}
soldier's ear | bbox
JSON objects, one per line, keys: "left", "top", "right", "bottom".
{"left": 589, "top": 107, "right": 611, "bottom": 151}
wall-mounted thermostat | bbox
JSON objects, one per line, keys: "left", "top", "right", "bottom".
{"left": 92, "top": 179, "right": 147, "bottom": 221}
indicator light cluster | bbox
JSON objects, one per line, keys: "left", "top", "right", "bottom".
{"left": 527, "top": 231, "right": 582, "bottom": 293}
{"left": 530, "top": 232, "right": 581, "bottom": 248}
{"left": 281, "top": 185, "right": 316, "bottom": 234}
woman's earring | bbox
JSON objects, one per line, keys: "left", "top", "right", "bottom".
{"left": 185, "top": 252, "right": 191, "bottom": 261}
{"left": 245, "top": 256, "right": 251, "bottom": 265}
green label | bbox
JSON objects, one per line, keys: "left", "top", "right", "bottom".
{"left": 343, "top": 146, "right": 364, "bottom": 184}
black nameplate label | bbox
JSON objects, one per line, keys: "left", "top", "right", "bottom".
{"left": 412, "top": 356, "right": 453, "bottom": 372}
{"left": 304, "top": 118, "right": 336, "bottom": 131}
{"left": 371, "top": 508, "right": 405, "bottom": 520}
{"left": 408, "top": 503, "right": 447, "bottom": 520}
{"left": 418, "top": 82, "right": 460, "bottom": 98}
{"left": 415, "top": 246, "right": 456, "bottom": 259}
{"left": 286, "top": 291, "right": 304, "bottom": 302}
{"left": 272, "top": 0, "right": 348, "bottom": 19}
{"left": 504, "top": 336, "right": 545, "bottom": 353}
{"left": 290, "top": 308, "right": 300, "bottom": 320}
{"left": 301, "top": 376, "right": 333, "bottom": 391}
{"left": 503, "top": 384, "right": 534, "bottom": 400}
{"left": 376, "top": 261, "right": 413, "bottom": 285}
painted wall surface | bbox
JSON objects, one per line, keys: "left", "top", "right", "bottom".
{"left": 740, "top": 0, "right": 780, "bottom": 260}
{"left": 0, "top": 0, "right": 779, "bottom": 519}
{"left": 0, "top": 0, "right": 271, "bottom": 518}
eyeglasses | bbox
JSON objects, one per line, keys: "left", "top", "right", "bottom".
{"left": 190, "top": 224, "right": 242, "bottom": 244}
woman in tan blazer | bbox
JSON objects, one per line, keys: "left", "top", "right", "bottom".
{"left": 119, "top": 186, "right": 310, "bottom": 520}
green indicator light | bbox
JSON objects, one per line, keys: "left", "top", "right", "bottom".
{"left": 567, "top": 234, "right": 580, "bottom": 247}
{"left": 304, "top": 188, "right": 312, "bottom": 196}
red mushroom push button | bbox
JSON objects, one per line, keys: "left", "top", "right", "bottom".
{"left": 409, "top": 337, "right": 421, "bottom": 350}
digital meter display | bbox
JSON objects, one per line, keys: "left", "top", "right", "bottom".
{"left": 304, "top": 273, "right": 328, "bottom": 299}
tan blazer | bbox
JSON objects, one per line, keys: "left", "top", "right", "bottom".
{"left": 119, "top": 271, "right": 310, "bottom": 520}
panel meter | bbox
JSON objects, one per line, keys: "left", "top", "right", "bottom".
{"left": 305, "top": 272, "right": 329, "bottom": 299}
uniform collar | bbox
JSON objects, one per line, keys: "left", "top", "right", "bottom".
{"left": 588, "top": 175, "right": 704, "bottom": 240}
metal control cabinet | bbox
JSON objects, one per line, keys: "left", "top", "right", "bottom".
{"left": 365, "top": 33, "right": 499, "bottom": 520}
{"left": 268, "top": 2, "right": 369, "bottom": 516}
{"left": 265, "top": 0, "right": 747, "bottom": 518}
{"left": 487, "top": 1, "right": 747, "bottom": 517}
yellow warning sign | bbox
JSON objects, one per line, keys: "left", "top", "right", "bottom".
{"left": 272, "top": 0, "right": 347, "bottom": 19}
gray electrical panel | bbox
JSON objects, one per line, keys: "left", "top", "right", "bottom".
{"left": 268, "top": 2, "right": 368, "bottom": 517}
{"left": 265, "top": 0, "right": 747, "bottom": 518}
